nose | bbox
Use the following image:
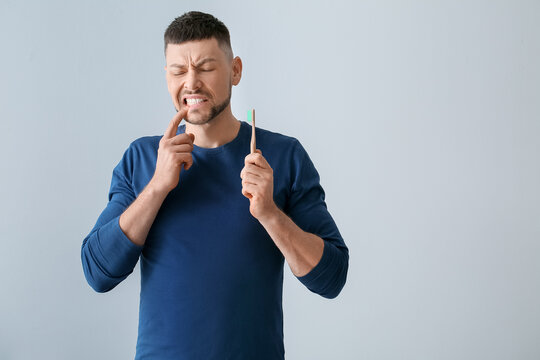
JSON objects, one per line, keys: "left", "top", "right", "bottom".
{"left": 184, "top": 68, "right": 202, "bottom": 91}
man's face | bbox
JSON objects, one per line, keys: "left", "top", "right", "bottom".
{"left": 164, "top": 38, "right": 241, "bottom": 125}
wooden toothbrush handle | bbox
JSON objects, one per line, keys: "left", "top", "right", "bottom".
{"left": 250, "top": 109, "right": 256, "bottom": 154}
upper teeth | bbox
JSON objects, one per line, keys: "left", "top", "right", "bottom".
{"left": 186, "top": 98, "right": 205, "bottom": 104}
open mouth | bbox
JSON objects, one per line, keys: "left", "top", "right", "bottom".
{"left": 183, "top": 97, "right": 208, "bottom": 106}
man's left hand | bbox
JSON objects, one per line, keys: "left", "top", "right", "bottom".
{"left": 241, "top": 149, "right": 278, "bottom": 221}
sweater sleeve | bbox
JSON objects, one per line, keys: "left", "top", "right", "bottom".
{"left": 81, "top": 144, "right": 144, "bottom": 293}
{"left": 285, "top": 140, "right": 349, "bottom": 299}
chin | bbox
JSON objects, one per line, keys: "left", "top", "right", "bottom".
{"left": 185, "top": 114, "right": 213, "bottom": 125}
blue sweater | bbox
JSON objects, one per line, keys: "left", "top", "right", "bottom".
{"left": 81, "top": 120, "right": 349, "bottom": 359}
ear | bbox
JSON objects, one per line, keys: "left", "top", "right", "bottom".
{"left": 231, "top": 56, "right": 242, "bottom": 86}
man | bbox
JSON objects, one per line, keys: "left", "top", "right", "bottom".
{"left": 81, "top": 11, "right": 348, "bottom": 359}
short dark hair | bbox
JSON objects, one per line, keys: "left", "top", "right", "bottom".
{"left": 164, "top": 11, "right": 232, "bottom": 58}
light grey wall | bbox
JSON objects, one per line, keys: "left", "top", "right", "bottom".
{"left": 1, "top": 1, "right": 539, "bottom": 359}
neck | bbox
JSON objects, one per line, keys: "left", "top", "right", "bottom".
{"left": 184, "top": 105, "right": 241, "bottom": 148}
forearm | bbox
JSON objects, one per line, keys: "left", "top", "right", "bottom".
{"left": 119, "top": 179, "right": 169, "bottom": 246}
{"left": 258, "top": 207, "right": 324, "bottom": 277}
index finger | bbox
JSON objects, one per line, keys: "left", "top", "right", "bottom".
{"left": 245, "top": 150, "right": 269, "bottom": 169}
{"left": 163, "top": 107, "right": 188, "bottom": 140}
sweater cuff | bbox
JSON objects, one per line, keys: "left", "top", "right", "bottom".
{"left": 295, "top": 239, "right": 337, "bottom": 288}
{"left": 93, "top": 214, "right": 144, "bottom": 275}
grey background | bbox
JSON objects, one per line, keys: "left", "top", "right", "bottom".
{"left": 1, "top": 0, "right": 539, "bottom": 359}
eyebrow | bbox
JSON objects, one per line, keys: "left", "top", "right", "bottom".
{"left": 169, "top": 58, "right": 217, "bottom": 68}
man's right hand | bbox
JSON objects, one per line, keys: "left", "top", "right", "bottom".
{"left": 150, "top": 108, "right": 195, "bottom": 194}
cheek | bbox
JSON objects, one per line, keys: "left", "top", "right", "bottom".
{"left": 168, "top": 82, "right": 182, "bottom": 102}
{"left": 211, "top": 76, "right": 230, "bottom": 98}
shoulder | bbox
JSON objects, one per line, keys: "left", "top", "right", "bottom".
{"left": 114, "top": 135, "right": 161, "bottom": 169}
{"left": 255, "top": 125, "right": 307, "bottom": 159}
{"left": 119, "top": 135, "right": 162, "bottom": 160}
{"left": 129, "top": 135, "right": 162, "bottom": 151}
{"left": 112, "top": 135, "right": 162, "bottom": 182}
{"left": 255, "top": 125, "right": 297, "bottom": 145}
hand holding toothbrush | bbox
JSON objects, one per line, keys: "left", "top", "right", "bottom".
{"left": 241, "top": 109, "right": 279, "bottom": 221}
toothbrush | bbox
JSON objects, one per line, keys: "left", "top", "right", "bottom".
{"left": 248, "top": 109, "right": 256, "bottom": 154}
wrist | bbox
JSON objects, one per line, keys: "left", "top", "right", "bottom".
{"left": 146, "top": 178, "right": 171, "bottom": 198}
{"left": 257, "top": 204, "right": 283, "bottom": 226}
